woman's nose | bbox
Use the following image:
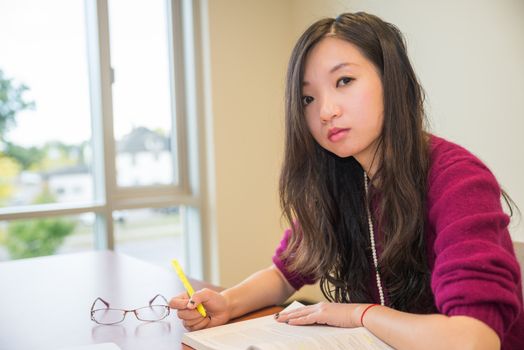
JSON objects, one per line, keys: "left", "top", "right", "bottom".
{"left": 319, "top": 99, "right": 341, "bottom": 123}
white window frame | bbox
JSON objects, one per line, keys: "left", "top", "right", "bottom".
{"left": 0, "top": 0, "right": 206, "bottom": 278}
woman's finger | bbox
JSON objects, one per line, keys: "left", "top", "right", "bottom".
{"left": 276, "top": 306, "right": 316, "bottom": 322}
{"left": 177, "top": 308, "right": 203, "bottom": 321}
{"left": 185, "top": 316, "right": 211, "bottom": 331}
{"left": 287, "top": 312, "right": 318, "bottom": 325}
{"left": 169, "top": 292, "right": 190, "bottom": 309}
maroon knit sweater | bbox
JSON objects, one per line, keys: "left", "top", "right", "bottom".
{"left": 273, "top": 135, "right": 523, "bottom": 349}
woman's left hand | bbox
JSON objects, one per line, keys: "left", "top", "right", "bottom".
{"left": 275, "top": 302, "right": 364, "bottom": 328}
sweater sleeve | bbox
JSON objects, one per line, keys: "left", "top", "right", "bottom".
{"left": 272, "top": 228, "right": 317, "bottom": 290}
{"left": 428, "top": 145, "right": 522, "bottom": 341}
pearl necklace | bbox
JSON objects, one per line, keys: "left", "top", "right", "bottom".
{"left": 364, "top": 171, "right": 385, "bottom": 306}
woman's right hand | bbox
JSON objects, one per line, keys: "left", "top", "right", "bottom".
{"left": 169, "top": 288, "right": 232, "bottom": 331}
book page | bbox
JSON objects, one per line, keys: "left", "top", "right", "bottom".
{"left": 182, "top": 301, "right": 393, "bottom": 350}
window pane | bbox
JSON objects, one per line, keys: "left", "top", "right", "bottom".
{"left": 114, "top": 207, "right": 184, "bottom": 267}
{"left": 108, "top": 0, "right": 176, "bottom": 187}
{"left": 0, "top": 0, "right": 94, "bottom": 207}
{"left": 0, "top": 213, "right": 95, "bottom": 261}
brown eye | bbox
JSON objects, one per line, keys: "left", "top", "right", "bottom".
{"left": 336, "top": 77, "right": 354, "bottom": 87}
{"left": 302, "top": 96, "right": 314, "bottom": 106}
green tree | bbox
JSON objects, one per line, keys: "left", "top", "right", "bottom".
{"left": 5, "top": 188, "right": 76, "bottom": 259}
{"left": 3, "top": 142, "right": 45, "bottom": 170}
{"left": 0, "top": 69, "right": 35, "bottom": 204}
{"left": 0, "top": 69, "right": 35, "bottom": 142}
{"left": 6, "top": 218, "right": 76, "bottom": 259}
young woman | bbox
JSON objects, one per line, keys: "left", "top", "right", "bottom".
{"left": 170, "top": 12, "right": 523, "bottom": 349}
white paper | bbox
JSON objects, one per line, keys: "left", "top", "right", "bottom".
{"left": 182, "top": 301, "right": 393, "bottom": 350}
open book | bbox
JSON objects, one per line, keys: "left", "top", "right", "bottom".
{"left": 182, "top": 301, "right": 393, "bottom": 350}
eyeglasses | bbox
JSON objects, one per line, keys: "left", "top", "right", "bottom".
{"left": 90, "top": 294, "right": 170, "bottom": 325}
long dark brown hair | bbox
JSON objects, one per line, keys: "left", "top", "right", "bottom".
{"left": 279, "top": 12, "right": 434, "bottom": 312}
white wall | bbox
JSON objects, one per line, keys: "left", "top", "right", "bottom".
{"left": 203, "top": 0, "right": 524, "bottom": 302}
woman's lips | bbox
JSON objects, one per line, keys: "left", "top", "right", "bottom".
{"left": 328, "top": 128, "right": 350, "bottom": 142}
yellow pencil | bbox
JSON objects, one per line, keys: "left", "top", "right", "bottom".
{"left": 171, "top": 259, "right": 207, "bottom": 317}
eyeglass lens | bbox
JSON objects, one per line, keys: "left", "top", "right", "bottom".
{"left": 93, "top": 309, "right": 126, "bottom": 325}
{"left": 135, "top": 306, "right": 169, "bottom": 321}
{"left": 92, "top": 306, "right": 169, "bottom": 324}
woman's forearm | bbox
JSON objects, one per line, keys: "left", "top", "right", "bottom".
{"left": 357, "top": 304, "right": 501, "bottom": 350}
{"left": 221, "top": 265, "right": 295, "bottom": 319}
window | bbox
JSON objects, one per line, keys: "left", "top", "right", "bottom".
{"left": 114, "top": 206, "right": 186, "bottom": 267}
{"left": 0, "top": 0, "right": 203, "bottom": 276}
{"left": 109, "top": 0, "right": 177, "bottom": 187}
{"left": 0, "top": 0, "right": 94, "bottom": 207}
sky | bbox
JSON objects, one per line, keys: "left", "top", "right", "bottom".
{"left": 0, "top": 0, "right": 172, "bottom": 148}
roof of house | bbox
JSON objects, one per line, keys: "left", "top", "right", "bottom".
{"left": 117, "top": 127, "right": 170, "bottom": 154}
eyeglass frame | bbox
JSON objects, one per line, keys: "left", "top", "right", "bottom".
{"left": 90, "top": 294, "right": 170, "bottom": 325}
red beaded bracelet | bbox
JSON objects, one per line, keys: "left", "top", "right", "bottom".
{"left": 360, "top": 304, "right": 379, "bottom": 327}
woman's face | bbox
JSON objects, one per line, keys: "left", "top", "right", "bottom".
{"left": 302, "top": 36, "right": 384, "bottom": 172}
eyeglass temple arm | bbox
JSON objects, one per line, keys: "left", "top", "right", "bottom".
{"left": 91, "top": 297, "right": 110, "bottom": 311}
{"left": 149, "top": 294, "right": 169, "bottom": 306}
